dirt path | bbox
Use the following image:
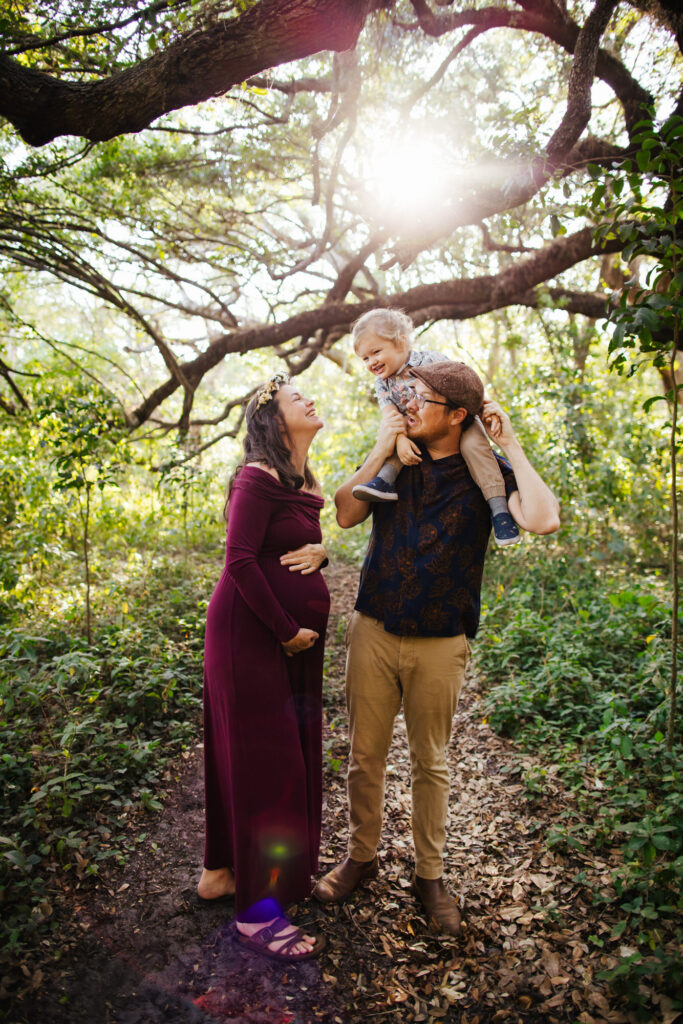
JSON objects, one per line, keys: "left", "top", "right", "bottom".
{"left": 14, "top": 565, "right": 640, "bottom": 1024}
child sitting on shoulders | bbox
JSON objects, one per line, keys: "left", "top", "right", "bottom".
{"left": 350, "top": 308, "right": 520, "bottom": 546}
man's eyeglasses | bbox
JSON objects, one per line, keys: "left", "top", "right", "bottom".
{"left": 409, "top": 389, "right": 452, "bottom": 410}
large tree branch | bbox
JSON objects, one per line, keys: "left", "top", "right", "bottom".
{"left": 546, "top": 0, "right": 618, "bottom": 159}
{"left": 516, "top": 286, "right": 610, "bottom": 319}
{"left": 246, "top": 74, "right": 333, "bottom": 94}
{"left": 129, "top": 225, "right": 623, "bottom": 426}
{"left": 408, "top": 1, "right": 652, "bottom": 133}
{"left": 325, "top": 235, "right": 388, "bottom": 302}
{"left": 0, "top": 0, "right": 383, "bottom": 146}
{"left": 0, "top": 208, "right": 200, "bottom": 419}
{"left": 405, "top": 285, "right": 611, "bottom": 328}
{"left": 385, "top": 135, "right": 626, "bottom": 270}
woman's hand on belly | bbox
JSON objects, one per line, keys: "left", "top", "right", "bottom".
{"left": 281, "top": 627, "right": 320, "bottom": 656}
{"left": 280, "top": 543, "right": 327, "bottom": 575}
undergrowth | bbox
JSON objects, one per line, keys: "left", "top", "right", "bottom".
{"left": 477, "top": 549, "right": 683, "bottom": 1014}
{"left": 0, "top": 551, "right": 213, "bottom": 992}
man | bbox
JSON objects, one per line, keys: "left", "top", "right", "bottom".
{"left": 312, "top": 354, "right": 560, "bottom": 935}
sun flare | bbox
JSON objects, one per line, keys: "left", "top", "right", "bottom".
{"left": 360, "top": 137, "right": 452, "bottom": 228}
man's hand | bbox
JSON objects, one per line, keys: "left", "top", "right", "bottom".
{"left": 396, "top": 433, "right": 422, "bottom": 466}
{"left": 280, "top": 543, "right": 327, "bottom": 574}
{"left": 282, "top": 627, "right": 319, "bottom": 656}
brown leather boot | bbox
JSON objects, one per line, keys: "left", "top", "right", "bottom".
{"left": 412, "top": 875, "right": 462, "bottom": 936}
{"left": 312, "top": 855, "right": 379, "bottom": 904}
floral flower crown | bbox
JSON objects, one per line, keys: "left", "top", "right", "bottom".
{"left": 256, "top": 372, "right": 289, "bottom": 409}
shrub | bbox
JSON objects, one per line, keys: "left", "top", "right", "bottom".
{"left": 477, "top": 553, "right": 683, "bottom": 1013}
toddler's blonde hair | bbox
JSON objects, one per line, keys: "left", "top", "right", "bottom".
{"left": 352, "top": 308, "right": 414, "bottom": 354}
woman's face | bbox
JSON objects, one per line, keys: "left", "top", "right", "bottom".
{"left": 276, "top": 384, "right": 323, "bottom": 438}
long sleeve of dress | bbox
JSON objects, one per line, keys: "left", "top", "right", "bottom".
{"left": 226, "top": 477, "right": 300, "bottom": 643}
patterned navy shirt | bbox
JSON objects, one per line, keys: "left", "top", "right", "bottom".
{"left": 355, "top": 446, "right": 517, "bottom": 638}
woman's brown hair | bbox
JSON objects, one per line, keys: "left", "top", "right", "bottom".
{"left": 223, "top": 375, "right": 317, "bottom": 521}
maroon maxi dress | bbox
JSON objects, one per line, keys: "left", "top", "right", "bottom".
{"left": 202, "top": 466, "right": 330, "bottom": 916}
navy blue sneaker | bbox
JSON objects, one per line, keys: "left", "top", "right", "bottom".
{"left": 352, "top": 476, "right": 398, "bottom": 503}
{"left": 492, "top": 511, "right": 521, "bottom": 545}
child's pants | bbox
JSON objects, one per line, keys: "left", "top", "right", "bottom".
{"left": 460, "top": 417, "right": 506, "bottom": 500}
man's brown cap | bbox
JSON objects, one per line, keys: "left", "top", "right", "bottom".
{"left": 409, "top": 360, "right": 484, "bottom": 415}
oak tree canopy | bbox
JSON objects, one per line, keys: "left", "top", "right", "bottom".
{"left": 0, "top": 0, "right": 682, "bottom": 441}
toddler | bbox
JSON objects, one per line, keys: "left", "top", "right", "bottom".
{"left": 350, "top": 308, "right": 520, "bottom": 546}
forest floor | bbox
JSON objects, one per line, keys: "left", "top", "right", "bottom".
{"left": 8, "top": 564, "right": 676, "bottom": 1024}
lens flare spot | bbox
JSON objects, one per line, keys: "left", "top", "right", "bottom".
{"left": 269, "top": 842, "right": 290, "bottom": 860}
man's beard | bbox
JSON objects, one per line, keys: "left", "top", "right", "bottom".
{"left": 406, "top": 417, "right": 429, "bottom": 442}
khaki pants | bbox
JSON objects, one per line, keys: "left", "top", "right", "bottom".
{"left": 345, "top": 611, "right": 470, "bottom": 878}
{"left": 461, "top": 416, "right": 506, "bottom": 500}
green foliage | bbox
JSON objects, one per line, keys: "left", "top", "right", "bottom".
{"left": 482, "top": 308, "right": 671, "bottom": 567}
{"left": 36, "top": 382, "right": 130, "bottom": 493}
{"left": 480, "top": 561, "right": 672, "bottom": 743}
{"left": 157, "top": 442, "right": 217, "bottom": 555}
{"left": 0, "top": 553, "right": 210, "bottom": 965}
{"left": 477, "top": 553, "right": 683, "bottom": 1013}
{"left": 588, "top": 112, "right": 682, "bottom": 754}
{"left": 0, "top": 0, "right": 198, "bottom": 76}
{"left": 589, "top": 114, "right": 683, "bottom": 380}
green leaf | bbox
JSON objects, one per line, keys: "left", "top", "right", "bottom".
{"left": 634, "top": 307, "right": 660, "bottom": 331}
{"left": 643, "top": 395, "right": 667, "bottom": 412}
{"left": 3, "top": 849, "right": 28, "bottom": 870}
{"left": 636, "top": 149, "right": 650, "bottom": 172}
{"left": 591, "top": 183, "right": 606, "bottom": 207}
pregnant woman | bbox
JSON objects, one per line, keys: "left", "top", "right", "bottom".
{"left": 197, "top": 374, "right": 330, "bottom": 961}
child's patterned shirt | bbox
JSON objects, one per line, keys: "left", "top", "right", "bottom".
{"left": 375, "top": 349, "right": 448, "bottom": 413}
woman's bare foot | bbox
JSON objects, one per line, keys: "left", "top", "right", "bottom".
{"left": 236, "top": 917, "right": 317, "bottom": 957}
{"left": 197, "top": 866, "right": 235, "bottom": 901}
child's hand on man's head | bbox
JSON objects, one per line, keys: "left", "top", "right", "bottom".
{"left": 487, "top": 413, "right": 502, "bottom": 439}
{"left": 481, "top": 399, "right": 514, "bottom": 446}
{"left": 481, "top": 398, "right": 502, "bottom": 439}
